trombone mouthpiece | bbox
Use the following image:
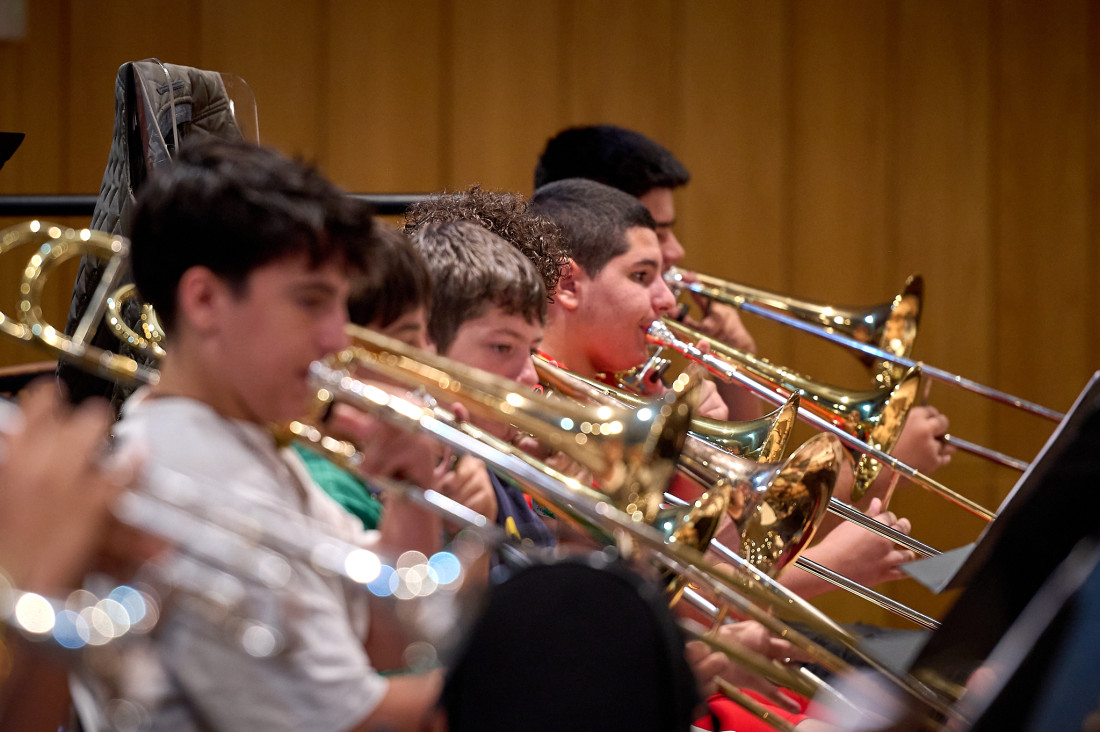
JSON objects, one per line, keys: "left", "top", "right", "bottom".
{"left": 646, "top": 320, "right": 676, "bottom": 348}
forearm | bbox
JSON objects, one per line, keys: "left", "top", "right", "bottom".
{"left": 715, "top": 380, "right": 766, "bottom": 422}
{"left": 377, "top": 497, "right": 442, "bottom": 557}
{"left": 348, "top": 670, "right": 443, "bottom": 732}
{"left": 776, "top": 552, "right": 834, "bottom": 600}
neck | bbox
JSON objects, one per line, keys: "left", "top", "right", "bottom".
{"left": 152, "top": 341, "right": 258, "bottom": 424}
{"left": 539, "top": 323, "right": 599, "bottom": 379}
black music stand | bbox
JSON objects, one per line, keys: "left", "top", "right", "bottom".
{"left": 960, "top": 536, "right": 1100, "bottom": 730}
{"left": 0, "top": 132, "right": 24, "bottom": 171}
{"left": 901, "top": 371, "right": 1100, "bottom": 725}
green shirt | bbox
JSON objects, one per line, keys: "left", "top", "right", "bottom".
{"left": 293, "top": 445, "right": 383, "bottom": 530}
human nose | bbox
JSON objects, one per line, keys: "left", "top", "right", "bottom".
{"left": 651, "top": 277, "right": 678, "bottom": 316}
{"left": 661, "top": 232, "right": 685, "bottom": 270}
{"left": 318, "top": 308, "right": 350, "bottom": 355}
{"left": 515, "top": 356, "right": 540, "bottom": 388}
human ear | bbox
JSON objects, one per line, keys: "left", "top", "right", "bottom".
{"left": 175, "top": 266, "right": 229, "bottom": 335}
{"left": 554, "top": 260, "right": 584, "bottom": 312}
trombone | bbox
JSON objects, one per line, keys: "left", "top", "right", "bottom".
{"left": 534, "top": 355, "right": 943, "bottom": 630}
{"left": 650, "top": 318, "right": 998, "bottom": 522}
{"left": 2, "top": 221, "right": 963, "bottom": 726}
{"left": 533, "top": 356, "right": 935, "bottom": 554}
{"left": 308, "top": 335, "right": 960, "bottom": 722}
{"left": 666, "top": 266, "right": 1063, "bottom": 423}
{"left": 662, "top": 273, "right": 1031, "bottom": 471}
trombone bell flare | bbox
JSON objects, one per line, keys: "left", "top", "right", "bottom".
{"left": 658, "top": 316, "right": 922, "bottom": 500}
{"left": 664, "top": 267, "right": 924, "bottom": 385}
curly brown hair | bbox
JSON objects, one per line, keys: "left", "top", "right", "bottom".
{"left": 403, "top": 185, "right": 567, "bottom": 297}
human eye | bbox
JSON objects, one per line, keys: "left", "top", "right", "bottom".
{"left": 489, "top": 342, "right": 514, "bottom": 356}
{"left": 295, "top": 294, "right": 329, "bottom": 312}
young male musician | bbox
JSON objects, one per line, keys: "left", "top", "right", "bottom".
{"left": 528, "top": 177, "right": 838, "bottom": 731}
{"left": 296, "top": 222, "right": 433, "bottom": 530}
{"left": 527, "top": 178, "right": 729, "bottom": 419}
{"left": 533, "top": 125, "right": 757, "bottom": 421}
{"left": 114, "top": 139, "right": 443, "bottom": 731}
{"left": 319, "top": 216, "right": 554, "bottom": 548}
{"left": 410, "top": 220, "right": 555, "bottom": 548}
{"left": 533, "top": 124, "right": 955, "bottom": 486}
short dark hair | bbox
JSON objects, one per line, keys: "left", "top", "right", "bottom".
{"left": 528, "top": 178, "right": 656, "bottom": 276}
{"left": 128, "top": 139, "right": 374, "bottom": 332}
{"left": 412, "top": 221, "right": 547, "bottom": 353}
{"left": 347, "top": 223, "right": 432, "bottom": 328}
{"left": 404, "top": 185, "right": 567, "bottom": 298}
{"left": 533, "top": 125, "right": 690, "bottom": 197}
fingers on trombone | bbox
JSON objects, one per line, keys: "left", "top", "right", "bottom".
{"left": 885, "top": 548, "right": 919, "bottom": 581}
{"left": 328, "top": 404, "right": 442, "bottom": 486}
{"left": 684, "top": 639, "right": 801, "bottom": 714}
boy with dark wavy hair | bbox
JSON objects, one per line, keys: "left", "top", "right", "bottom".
{"left": 118, "top": 138, "right": 444, "bottom": 731}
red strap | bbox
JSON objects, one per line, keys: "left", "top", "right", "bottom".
{"left": 693, "top": 690, "right": 812, "bottom": 731}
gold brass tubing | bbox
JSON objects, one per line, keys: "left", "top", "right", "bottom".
{"left": 666, "top": 267, "right": 923, "bottom": 386}
{"left": 712, "top": 679, "right": 797, "bottom": 732}
{"left": 794, "top": 557, "right": 940, "bottom": 631}
{"left": 650, "top": 319, "right": 997, "bottom": 522}
{"left": 534, "top": 355, "right": 797, "bottom": 463}
{"left": 667, "top": 268, "right": 1063, "bottom": 423}
{"left": 677, "top": 618, "right": 823, "bottom": 703}
{"left": 15, "top": 225, "right": 159, "bottom": 385}
{"left": 668, "top": 491, "right": 941, "bottom": 630}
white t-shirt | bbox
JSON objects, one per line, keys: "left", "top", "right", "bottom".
{"left": 110, "top": 390, "right": 389, "bottom": 732}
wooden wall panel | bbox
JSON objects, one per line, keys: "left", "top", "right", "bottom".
{"left": 321, "top": 0, "right": 446, "bottom": 192}
{"left": 197, "top": 2, "right": 323, "bottom": 160}
{"left": 787, "top": 1, "right": 895, "bottom": 387}
{"left": 678, "top": 2, "right": 792, "bottom": 364}
{"left": 561, "top": 0, "right": 678, "bottom": 145}
{"left": 993, "top": 0, "right": 1094, "bottom": 467}
{"left": 447, "top": 0, "right": 563, "bottom": 193}
{"left": 0, "top": 0, "right": 67, "bottom": 196}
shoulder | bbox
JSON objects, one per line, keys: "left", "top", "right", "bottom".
{"left": 115, "top": 391, "right": 272, "bottom": 484}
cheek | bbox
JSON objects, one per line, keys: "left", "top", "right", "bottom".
{"left": 463, "top": 349, "right": 498, "bottom": 375}
{"left": 500, "top": 355, "right": 531, "bottom": 383}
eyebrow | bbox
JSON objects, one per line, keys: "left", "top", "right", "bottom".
{"left": 631, "top": 258, "right": 661, "bottom": 270}
{"left": 490, "top": 327, "right": 531, "bottom": 340}
{"left": 289, "top": 280, "right": 342, "bottom": 295}
{"left": 654, "top": 219, "right": 676, "bottom": 228}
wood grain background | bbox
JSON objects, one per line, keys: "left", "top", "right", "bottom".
{"left": 2, "top": 0, "right": 1097, "bottom": 625}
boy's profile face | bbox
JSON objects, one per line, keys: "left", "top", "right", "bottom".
{"left": 443, "top": 307, "right": 543, "bottom": 441}
{"left": 210, "top": 254, "right": 350, "bottom": 424}
{"left": 572, "top": 226, "right": 677, "bottom": 375}
{"left": 444, "top": 307, "right": 542, "bottom": 386}
{"left": 637, "top": 187, "right": 685, "bottom": 270}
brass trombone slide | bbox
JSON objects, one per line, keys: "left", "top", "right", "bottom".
{"left": 664, "top": 494, "right": 941, "bottom": 631}
{"left": 533, "top": 353, "right": 942, "bottom": 628}
{"left": 3, "top": 223, "right": 961, "bottom": 723}
{"left": 666, "top": 267, "right": 1064, "bottom": 423}
{"left": 315, "top": 336, "right": 958, "bottom": 719}
{"left": 534, "top": 355, "right": 940, "bottom": 559}
{"left": 649, "top": 319, "right": 998, "bottom": 522}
